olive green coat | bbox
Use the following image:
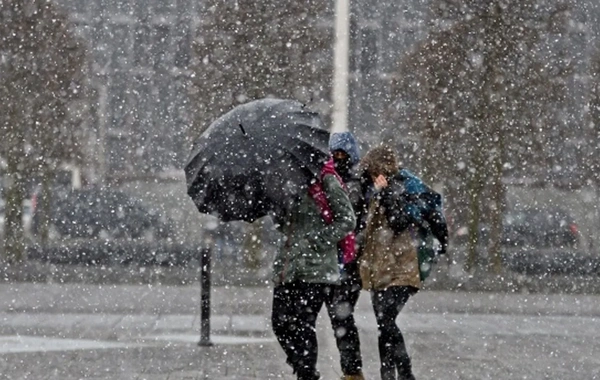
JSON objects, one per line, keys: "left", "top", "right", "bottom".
{"left": 272, "top": 174, "right": 356, "bottom": 285}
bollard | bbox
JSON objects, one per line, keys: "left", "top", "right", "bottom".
{"left": 198, "top": 247, "right": 213, "bottom": 346}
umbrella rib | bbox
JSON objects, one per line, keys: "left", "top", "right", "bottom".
{"left": 279, "top": 136, "right": 329, "bottom": 167}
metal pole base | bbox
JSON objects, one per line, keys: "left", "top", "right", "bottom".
{"left": 199, "top": 247, "right": 212, "bottom": 347}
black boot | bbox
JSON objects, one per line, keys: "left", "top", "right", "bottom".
{"left": 397, "top": 351, "right": 415, "bottom": 380}
{"left": 380, "top": 368, "right": 396, "bottom": 380}
{"left": 398, "top": 367, "right": 416, "bottom": 380}
{"left": 297, "top": 369, "right": 321, "bottom": 380}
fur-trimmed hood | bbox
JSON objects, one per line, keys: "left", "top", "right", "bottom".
{"left": 359, "top": 144, "right": 399, "bottom": 178}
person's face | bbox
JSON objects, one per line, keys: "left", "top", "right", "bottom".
{"left": 333, "top": 150, "right": 349, "bottom": 162}
{"left": 332, "top": 150, "right": 351, "bottom": 174}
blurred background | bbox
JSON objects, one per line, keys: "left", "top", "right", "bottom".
{"left": 2, "top": 0, "right": 600, "bottom": 283}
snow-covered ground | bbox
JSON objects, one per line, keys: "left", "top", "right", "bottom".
{"left": 1, "top": 284, "right": 599, "bottom": 379}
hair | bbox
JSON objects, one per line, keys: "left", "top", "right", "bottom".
{"left": 360, "top": 144, "right": 399, "bottom": 178}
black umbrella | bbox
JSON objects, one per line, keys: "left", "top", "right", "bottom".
{"left": 184, "top": 98, "right": 331, "bottom": 222}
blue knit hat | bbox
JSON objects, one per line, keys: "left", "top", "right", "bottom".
{"left": 329, "top": 132, "right": 361, "bottom": 166}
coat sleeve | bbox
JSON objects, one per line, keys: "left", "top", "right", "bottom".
{"left": 423, "top": 192, "right": 449, "bottom": 254}
{"left": 308, "top": 174, "right": 356, "bottom": 247}
{"left": 378, "top": 178, "right": 423, "bottom": 234}
{"left": 346, "top": 177, "right": 367, "bottom": 234}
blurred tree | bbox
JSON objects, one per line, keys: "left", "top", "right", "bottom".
{"left": 0, "top": 0, "right": 87, "bottom": 261}
{"left": 188, "top": 0, "right": 334, "bottom": 246}
{"left": 188, "top": 0, "right": 334, "bottom": 139}
{"left": 242, "top": 218, "right": 265, "bottom": 270}
{"left": 387, "top": 0, "right": 571, "bottom": 273}
{"left": 585, "top": 48, "right": 600, "bottom": 249}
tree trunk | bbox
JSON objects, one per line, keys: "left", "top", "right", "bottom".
{"left": 38, "top": 164, "right": 53, "bottom": 247}
{"left": 3, "top": 153, "right": 26, "bottom": 262}
{"left": 465, "top": 138, "right": 485, "bottom": 273}
{"left": 243, "top": 220, "right": 263, "bottom": 270}
{"left": 420, "top": 123, "right": 439, "bottom": 186}
{"left": 487, "top": 133, "right": 506, "bottom": 274}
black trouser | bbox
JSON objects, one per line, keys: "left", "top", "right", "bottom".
{"left": 325, "top": 263, "right": 363, "bottom": 375}
{"left": 272, "top": 282, "right": 330, "bottom": 380}
{"left": 371, "top": 286, "right": 417, "bottom": 380}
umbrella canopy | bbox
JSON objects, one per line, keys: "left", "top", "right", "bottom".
{"left": 184, "top": 98, "right": 331, "bottom": 222}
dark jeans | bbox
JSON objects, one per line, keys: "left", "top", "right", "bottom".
{"left": 272, "top": 282, "right": 330, "bottom": 380}
{"left": 325, "top": 263, "right": 363, "bottom": 375}
{"left": 371, "top": 286, "right": 418, "bottom": 380}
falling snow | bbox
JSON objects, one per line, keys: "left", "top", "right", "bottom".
{"left": 2, "top": 0, "right": 600, "bottom": 379}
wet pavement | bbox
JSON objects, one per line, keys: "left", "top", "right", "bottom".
{"left": 1, "top": 283, "right": 600, "bottom": 379}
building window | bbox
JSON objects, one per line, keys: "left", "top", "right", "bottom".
{"left": 111, "top": 25, "right": 131, "bottom": 71}
{"left": 72, "top": 22, "right": 91, "bottom": 41}
{"left": 174, "top": 24, "right": 191, "bottom": 68}
{"left": 360, "top": 28, "right": 378, "bottom": 75}
{"left": 402, "top": 29, "right": 417, "bottom": 48}
{"left": 112, "top": 0, "right": 131, "bottom": 15}
{"left": 63, "top": 0, "right": 88, "bottom": 15}
{"left": 109, "top": 73, "right": 129, "bottom": 131}
{"left": 400, "top": 2, "right": 425, "bottom": 22}
{"left": 134, "top": 26, "right": 151, "bottom": 67}
{"left": 349, "top": 16, "right": 359, "bottom": 72}
{"left": 177, "top": 0, "right": 192, "bottom": 14}
{"left": 154, "top": 0, "right": 175, "bottom": 14}
{"left": 152, "top": 25, "right": 171, "bottom": 70}
{"left": 107, "top": 134, "right": 127, "bottom": 172}
{"left": 94, "top": 43, "right": 110, "bottom": 71}
{"left": 130, "top": 75, "right": 152, "bottom": 164}
{"left": 134, "top": 0, "right": 150, "bottom": 19}
{"left": 132, "top": 76, "right": 153, "bottom": 129}
{"left": 154, "top": 79, "right": 172, "bottom": 123}
{"left": 379, "top": 28, "right": 416, "bottom": 73}
{"left": 171, "top": 77, "right": 190, "bottom": 164}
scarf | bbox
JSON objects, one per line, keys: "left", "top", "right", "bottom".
{"left": 307, "top": 158, "right": 357, "bottom": 264}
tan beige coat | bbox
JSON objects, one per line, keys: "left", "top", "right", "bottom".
{"left": 359, "top": 197, "right": 421, "bottom": 291}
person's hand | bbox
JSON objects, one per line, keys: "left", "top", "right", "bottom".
{"left": 373, "top": 175, "right": 388, "bottom": 192}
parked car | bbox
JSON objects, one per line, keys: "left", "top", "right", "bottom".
{"left": 502, "top": 207, "right": 579, "bottom": 248}
{"left": 453, "top": 206, "right": 580, "bottom": 249}
{"left": 31, "top": 188, "right": 173, "bottom": 242}
{"left": 452, "top": 206, "right": 584, "bottom": 275}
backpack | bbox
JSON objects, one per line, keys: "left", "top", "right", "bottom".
{"left": 396, "top": 169, "right": 448, "bottom": 281}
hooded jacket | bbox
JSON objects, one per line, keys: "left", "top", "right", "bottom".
{"left": 358, "top": 145, "right": 421, "bottom": 290}
{"left": 272, "top": 171, "right": 356, "bottom": 286}
{"left": 329, "top": 132, "right": 361, "bottom": 169}
{"left": 358, "top": 145, "right": 449, "bottom": 288}
{"left": 329, "top": 132, "right": 366, "bottom": 235}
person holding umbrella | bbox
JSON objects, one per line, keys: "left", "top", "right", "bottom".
{"left": 185, "top": 98, "right": 358, "bottom": 380}
{"left": 358, "top": 144, "right": 448, "bottom": 380}
{"left": 271, "top": 155, "right": 356, "bottom": 380}
{"left": 325, "top": 132, "right": 366, "bottom": 380}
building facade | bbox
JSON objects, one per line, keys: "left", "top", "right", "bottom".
{"left": 56, "top": 0, "right": 198, "bottom": 183}
{"left": 54, "top": 0, "right": 600, "bottom": 183}
{"left": 349, "top": 0, "right": 430, "bottom": 148}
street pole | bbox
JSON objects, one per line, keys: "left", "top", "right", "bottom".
{"left": 198, "top": 247, "right": 213, "bottom": 346}
{"left": 331, "top": 0, "right": 350, "bottom": 133}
